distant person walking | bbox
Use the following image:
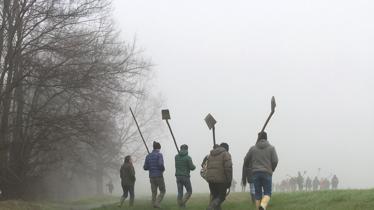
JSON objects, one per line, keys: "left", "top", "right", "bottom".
{"left": 280, "top": 179, "right": 289, "bottom": 192}
{"left": 242, "top": 132, "right": 278, "bottom": 210}
{"left": 331, "top": 175, "right": 339, "bottom": 190}
{"left": 289, "top": 177, "right": 297, "bottom": 192}
{"left": 106, "top": 180, "right": 114, "bottom": 194}
{"left": 119, "top": 155, "right": 136, "bottom": 207}
{"left": 241, "top": 182, "right": 245, "bottom": 193}
{"left": 296, "top": 172, "right": 304, "bottom": 191}
{"left": 175, "top": 144, "right": 196, "bottom": 208}
{"left": 325, "top": 178, "right": 331, "bottom": 190}
{"left": 312, "top": 177, "right": 319, "bottom": 191}
{"left": 144, "top": 141, "right": 166, "bottom": 208}
{"left": 231, "top": 179, "right": 237, "bottom": 192}
{"left": 305, "top": 177, "right": 312, "bottom": 191}
{"left": 206, "top": 143, "right": 233, "bottom": 210}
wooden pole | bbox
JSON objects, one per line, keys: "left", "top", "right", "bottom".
{"left": 129, "top": 107, "right": 150, "bottom": 154}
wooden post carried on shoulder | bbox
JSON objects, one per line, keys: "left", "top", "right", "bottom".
{"left": 129, "top": 107, "right": 150, "bottom": 154}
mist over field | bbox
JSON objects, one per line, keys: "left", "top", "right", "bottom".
{"left": 1, "top": 0, "right": 373, "bottom": 204}
{"left": 111, "top": 0, "right": 374, "bottom": 196}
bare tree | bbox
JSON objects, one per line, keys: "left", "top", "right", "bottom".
{"left": 0, "top": 0, "right": 160, "bottom": 199}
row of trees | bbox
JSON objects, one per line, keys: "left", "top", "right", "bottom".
{"left": 0, "top": 0, "right": 160, "bottom": 199}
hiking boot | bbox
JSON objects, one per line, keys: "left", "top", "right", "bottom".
{"left": 206, "top": 198, "right": 220, "bottom": 210}
{"left": 206, "top": 202, "right": 214, "bottom": 210}
{"left": 182, "top": 192, "right": 191, "bottom": 205}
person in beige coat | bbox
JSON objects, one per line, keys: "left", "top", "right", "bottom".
{"left": 206, "top": 142, "right": 232, "bottom": 210}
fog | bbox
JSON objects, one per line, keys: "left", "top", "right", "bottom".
{"left": 111, "top": 0, "right": 374, "bottom": 195}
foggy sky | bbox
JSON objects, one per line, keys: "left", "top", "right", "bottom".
{"left": 112, "top": 0, "right": 374, "bottom": 195}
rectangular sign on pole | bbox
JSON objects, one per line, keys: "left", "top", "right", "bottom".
{"left": 161, "top": 109, "right": 171, "bottom": 120}
{"left": 161, "top": 109, "right": 179, "bottom": 153}
{"left": 204, "top": 113, "right": 216, "bottom": 130}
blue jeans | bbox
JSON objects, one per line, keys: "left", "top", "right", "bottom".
{"left": 253, "top": 172, "right": 272, "bottom": 200}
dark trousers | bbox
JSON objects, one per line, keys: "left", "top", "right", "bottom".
{"left": 121, "top": 183, "right": 134, "bottom": 206}
{"left": 208, "top": 182, "right": 227, "bottom": 210}
{"left": 176, "top": 176, "right": 192, "bottom": 206}
{"left": 176, "top": 176, "right": 192, "bottom": 199}
{"left": 150, "top": 176, "right": 166, "bottom": 206}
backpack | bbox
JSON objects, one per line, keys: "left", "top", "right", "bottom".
{"left": 200, "top": 155, "right": 209, "bottom": 181}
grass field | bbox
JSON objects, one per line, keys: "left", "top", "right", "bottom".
{"left": 0, "top": 200, "right": 65, "bottom": 210}
{"left": 1, "top": 189, "right": 374, "bottom": 210}
{"left": 0, "top": 195, "right": 118, "bottom": 210}
{"left": 93, "top": 189, "right": 374, "bottom": 210}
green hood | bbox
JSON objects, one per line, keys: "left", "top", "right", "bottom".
{"left": 175, "top": 149, "right": 195, "bottom": 177}
{"left": 178, "top": 149, "right": 188, "bottom": 156}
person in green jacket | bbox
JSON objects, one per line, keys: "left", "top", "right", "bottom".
{"left": 175, "top": 144, "right": 196, "bottom": 208}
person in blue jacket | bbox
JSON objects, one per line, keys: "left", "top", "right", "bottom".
{"left": 144, "top": 141, "right": 166, "bottom": 208}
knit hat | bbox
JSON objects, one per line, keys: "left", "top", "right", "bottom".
{"left": 124, "top": 155, "right": 131, "bottom": 163}
{"left": 180, "top": 144, "right": 188, "bottom": 150}
{"left": 220, "top": 142, "right": 229, "bottom": 152}
{"left": 258, "top": 131, "right": 267, "bottom": 140}
{"left": 153, "top": 141, "right": 161, "bottom": 150}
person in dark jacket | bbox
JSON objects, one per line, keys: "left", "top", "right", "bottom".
{"left": 119, "top": 155, "right": 136, "bottom": 207}
{"left": 144, "top": 141, "right": 166, "bottom": 208}
{"left": 242, "top": 157, "right": 255, "bottom": 204}
{"left": 206, "top": 142, "right": 232, "bottom": 210}
{"left": 106, "top": 180, "right": 114, "bottom": 194}
{"left": 305, "top": 176, "right": 312, "bottom": 191}
{"left": 175, "top": 144, "right": 196, "bottom": 208}
{"left": 242, "top": 132, "right": 278, "bottom": 210}
{"left": 296, "top": 172, "right": 304, "bottom": 191}
{"left": 331, "top": 175, "right": 339, "bottom": 190}
{"left": 312, "top": 176, "right": 319, "bottom": 191}
{"left": 231, "top": 179, "right": 237, "bottom": 192}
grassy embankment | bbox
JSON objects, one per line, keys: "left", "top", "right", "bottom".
{"left": 94, "top": 189, "right": 374, "bottom": 210}
{"left": 1, "top": 189, "right": 374, "bottom": 210}
{"left": 0, "top": 195, "right": 117, "bottom": 210}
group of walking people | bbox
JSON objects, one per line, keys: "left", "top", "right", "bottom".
{"left": 274, "top": 173, "right": 339, "bottom": 192}
{"left": 118, "top": 131, "right": 278, "bottom": 210}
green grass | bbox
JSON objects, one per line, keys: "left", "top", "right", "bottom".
{"left": 0, "top": 195, "right": 117, "bottom": 210}
{"left": 0, "top": 200, "right": 65, "bottom": 210}
{"left": 69, "top": 195, "right": 118, "bottom": 205}
{"left": 1, "top": 189, "right": 374, "bottom": 210}
{"left": 94, "top": 189, "right": 374, "bottom": 210}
